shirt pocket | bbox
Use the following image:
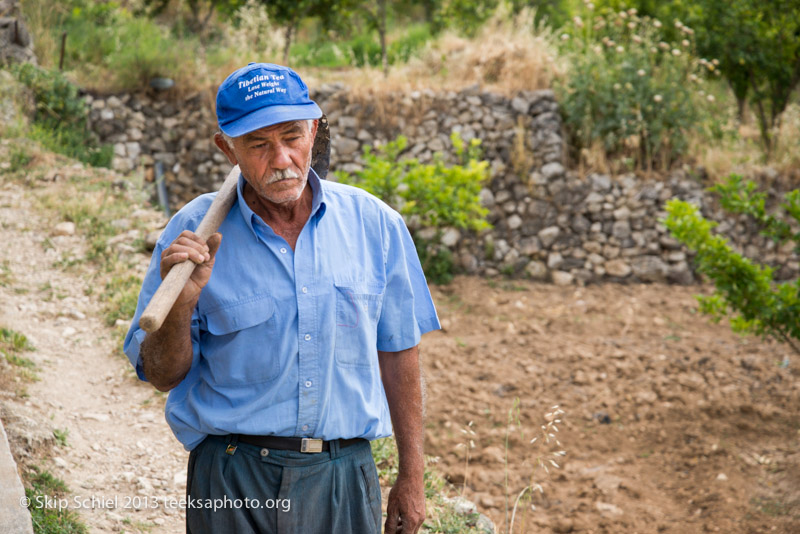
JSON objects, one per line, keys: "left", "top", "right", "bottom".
{"left": 334, "top": 281, "right": 384, "bottom": 368}
{"left": 201, "top": 294, "right": 279, "bottom": 386}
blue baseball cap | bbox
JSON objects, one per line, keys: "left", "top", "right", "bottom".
{"left": 216, "top": 63, "right": 322, "bottom": 138}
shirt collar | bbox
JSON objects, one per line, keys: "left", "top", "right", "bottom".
{"left": 236, "top": 167, "right": 327, "bottom": 240}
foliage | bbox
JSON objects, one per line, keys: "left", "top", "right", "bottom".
{"left": 337, "top": 132, "right": 490, "bottom": 283}
{"left": 57, "top": 1, "right": 196, "bottom": 91}
{"left": 0, "top": 327, "right": 33, "bottom": 353}
{"left": 663, "top": 175, "right": 800, "bottom": 355}
{"left": 142, "top": 0, "right": 244, "bottom": 32}
{"left": 9, "top": 63, "right": 112, "bottom": 167}
{"left": 24, "top": 466, "right": 87, "bottom": 534}
{"left": 371, "top": 437, "right": 484, "bottom": 533}
{"left": 555, "top": 5, "right": 723, "bottom": 170}
{"left": 678, "top": 0, "right": 800, "bottom": 157}
{"left": 435, "top": 0, "right": 499, "bottom": 36}
{"left": 594, "top": 0, "right": 800, "bottom": 159}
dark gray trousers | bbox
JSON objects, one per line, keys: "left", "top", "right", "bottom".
{"left": 186, "top": 434, "right": 381, "bottom": 534}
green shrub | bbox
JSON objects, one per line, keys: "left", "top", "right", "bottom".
{"left": 10, "top": 63, "right": 111, "bottom": 167}
{"left": 663, "top": 175, "right": 800, "bottom": 355}
{"left": 337, "top": 132, "right": 490, "bottom": 283}
{"left": 556, "top": 6, "right": 723, "bottom": 169}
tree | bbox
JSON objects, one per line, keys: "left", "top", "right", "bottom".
{"left": 664, "top": 175, "right": 800, "bottom": 355}
{"left": 683, "top": 0, "right": 800, "bottom": 156}
{"left": 143, "top": 0, "right": 243, "bottom": 33}
{"left": 256, "top": 0, "right": 349, "bottom": 65}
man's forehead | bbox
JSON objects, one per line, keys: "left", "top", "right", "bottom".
{"left": 243, "top": 120, "right": 308, "bottom": 140}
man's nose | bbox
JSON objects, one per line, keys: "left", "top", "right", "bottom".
{"left": 270, "top": 143, "right": 292, "bottom": 169}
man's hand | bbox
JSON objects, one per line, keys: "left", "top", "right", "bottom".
{"left": 160, "top": 230, "right": 222, "bottom": 304}
{"left": 141, "top": 230, "right": 221, "bottom": 392}
{"left": 385, "top": 472, "right": 426, "bottom": 534}
{"left": 379, "top": 346, "right": 426, "bottom": 534}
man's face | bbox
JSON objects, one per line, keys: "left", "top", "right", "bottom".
{"left": 216, "top": 119, "right": 317, "bottom": 205}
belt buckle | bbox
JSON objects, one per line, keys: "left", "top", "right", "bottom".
{"left": 300, "top": 438, "right": 323, "bottom": 453}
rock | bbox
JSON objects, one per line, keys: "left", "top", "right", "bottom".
{"left": 83, "top": 413, "right": 110, "bottom": 422}
{"left": 605, "top": 259, "right": 631, "bottom": 278}
{"left": 596, "top": 501, "right": 623, "bottom": 517}
{"left": 145, "top": 230, "right": 161, "bottom": 251}
{"left": 590, "top": 173, "right": 612, "bottom": 191}
{"left": 335, "top": 138, "right": 360, "bottom": 156}
{"left": 525, "top": 261, "right": 548, "bottom": 280}
{"left": 613, "top": 206, "right": 631, "bottom": 220}
{"left": 440, "top": 228, "right": 460, "bottom": 248}
{"left": 538, "top": 226, "right": 560, "bottom": 248}
{"left": 552, "top": 271, "right": 574, "bottom": 286}
{"left": 507, "top": 214, "right": 522, "bottom": 230}
{"left": 612, "top": 220, "right": 631, "bottom": 240}
{"left": 547, "top": 252, "right": 563, "bottom": 269}
{"left": 631, "top": 256, "right": 669, "bottom": 282}
{"left": 62, "top": 326, "right": 77, "bottom": 337}
{"left": 541, "top": 162, "right": 565, "bottom": 181}
{"left": 64, "top": 308, "right": 86, "bottom": 320}
{"left": 479, "top": 188, "right": 495, "bottom": 207}
{"left": 511, "top": 96, "right": 530, "bottom": 114}
{"left": 716, "top": 473, "right": 728, "bottom": 481}
{"left": 53, "top": 221, "right": 76, "bottom": 236}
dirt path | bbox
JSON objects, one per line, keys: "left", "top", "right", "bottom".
{"left": 0, "top": 178, "right": 186, "bottom": 533}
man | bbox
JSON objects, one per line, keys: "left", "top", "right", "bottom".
{"left": 124, "top": 63, "right": 440, "bottom": 534}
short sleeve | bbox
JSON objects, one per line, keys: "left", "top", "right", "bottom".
{"left": 376, "top": 215, "right": 440, "bottom": 352}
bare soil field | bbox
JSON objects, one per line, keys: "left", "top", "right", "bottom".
{"left": 423, "top": 278, "right": 800, "bottom": 534}
{"left": 1, "top": 169, "right": 798, "bottom": 533}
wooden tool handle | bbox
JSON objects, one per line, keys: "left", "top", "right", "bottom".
{"left": 138, "top": 165, "right": 240, "bottom": 333}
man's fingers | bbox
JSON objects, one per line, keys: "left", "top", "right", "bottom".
{"left": 206, "top": 233, "right": 222, "bottom": 259}
{"left": 384, "top": 511, "right": 399, "bottom": 534}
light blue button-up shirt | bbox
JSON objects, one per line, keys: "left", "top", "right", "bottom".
{"left": 124, "top": 169, "right": 440, "bottom": 451}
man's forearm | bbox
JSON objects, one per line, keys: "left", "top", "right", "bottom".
{"left": 140, "top": 299, "right": 196, "bottom": 391}
{"left": 379, "top": 346, "right": 425, "bottom": 481}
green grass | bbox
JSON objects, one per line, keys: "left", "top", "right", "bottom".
{"left": 53, "top": 428, "right": 69, "bottom": 447}
{"left": 371, "top": 437, "right": 485, "bottom": 533}
{"left": 24, "top": 467, "right": 87, "bottom": 534}
{"left": 0, "top": 260, "right": 13, "bottom": 287}
{"left": 0, "top": 327, "right": 33, "bottom": 353}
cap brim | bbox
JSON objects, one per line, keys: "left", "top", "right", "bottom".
{"left": 220, "top": 102, "right": 323, "bottom": 138}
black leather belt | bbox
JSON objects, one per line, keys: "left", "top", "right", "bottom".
{"left": 236, "top": 435, "right": 366, "bottom": 453}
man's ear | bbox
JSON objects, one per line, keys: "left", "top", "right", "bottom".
{"left": 214, "top": 133, "right": 238, "bottom": 165}
{"left": 310, "top": 119, "right": 319, "bottom": 140}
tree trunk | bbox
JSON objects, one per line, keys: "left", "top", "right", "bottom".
{"left": 378, "top": 0, "right": 388, "bottom": 78}
{"left": 283, "top": 19, "right": 295, "bottom": 66}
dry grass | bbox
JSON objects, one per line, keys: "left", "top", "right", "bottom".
{"left": 692, "top": 103, "right": 800, "bottom": 183}
{"left": 301, "top": 6, "right": 564, "bottom": 98}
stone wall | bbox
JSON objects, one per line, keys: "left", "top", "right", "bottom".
{"left": 86, "top": 86, "right": 799, "bottom": 285}
{"left": 0, "top": 0, "right": 36, "bottom": 66}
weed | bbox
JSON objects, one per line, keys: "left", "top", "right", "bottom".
{"left": 0, "top": 327, "right": 34, "bottom": 353}
{"left": 24, "top": 466, "right": 88, "bottom": 534}
{"left": 53, "top": 428, "right": 69, "bottom": 447}
{"left": 0, "top": 260, "right": 13, "bottom": 286}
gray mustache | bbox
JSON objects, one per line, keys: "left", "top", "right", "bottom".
{"left": 267, "top": 169, "right": 300, "bottom": 183}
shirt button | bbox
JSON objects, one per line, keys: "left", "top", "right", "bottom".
{"left": 305, "top": 380, "right": 312, "bottom": 388}
{"left": 280, "top": 247, "right": 287, "bottom": 254}
{"left": 302, "top": 425, "right": 309, "bottom": 431}
{"left": 301, "top": 286, "right": 308, "bottom": 294}
{"left": 260, "top": 448, "right": 269, "bottom": 457}
{"left": 304, "top": 334, "right": 311, "bottom": 341}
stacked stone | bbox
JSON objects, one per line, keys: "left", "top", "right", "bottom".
{"left": 85, "top": 86, "right": 798, "bottom": 284}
